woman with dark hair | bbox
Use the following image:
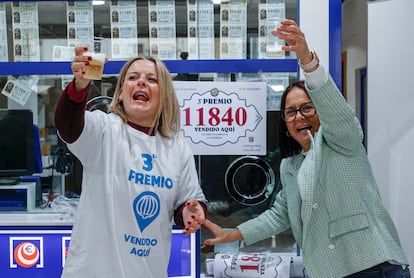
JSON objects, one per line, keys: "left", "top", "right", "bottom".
{"left": 278, "top": 80, "right": 307, "bottom": 158}
{"left": 203, "top": 19, "right": 410, "bottom": 278}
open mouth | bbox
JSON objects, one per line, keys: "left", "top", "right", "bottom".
{"left": 297, "top": 125, "right": 311, "bottom": 132}
{"left": 133, "top": 91, "right": 149, "bottom": 101}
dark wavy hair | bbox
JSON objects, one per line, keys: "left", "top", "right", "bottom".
{"left": 278, "top": 80, "right": 307, "bottom": 158}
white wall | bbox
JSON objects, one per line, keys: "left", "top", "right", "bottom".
{"left": 367, "top": 0, "right": 414, "bottom": 268}
{"left": 299, "top": 0, "right": 330, "bottom": 80}
{"left": 342, "top": 0, "right": 367, "bottom": 110}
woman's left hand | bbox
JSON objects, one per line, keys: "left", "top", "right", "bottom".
{"left": 182, "top": 198, "right": 206, "bottom": 235}
{"left": 273, "top": 19, "right": 313, "bottom": 65}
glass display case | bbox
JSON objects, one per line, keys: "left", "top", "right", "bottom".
{"left": 0, "top": 0, "right": 300, "bottom": 197}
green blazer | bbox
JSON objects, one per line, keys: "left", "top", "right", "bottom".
{"left": 238, "top": 75, "right": 409, "bottom": 277}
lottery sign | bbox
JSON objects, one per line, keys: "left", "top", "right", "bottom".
{"left": 175, "top": 81, "right": 267, "bottom": 155}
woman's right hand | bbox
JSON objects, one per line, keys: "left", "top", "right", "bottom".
{"left": 202, "top": 219, "right": 243, "bottom": 245}
{"left": 71, "top": 46, "right": 92, "bottom": 91}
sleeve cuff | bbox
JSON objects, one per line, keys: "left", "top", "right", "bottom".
{"left": 303, "top": 64, "right": 328, "bottom": 90}
{"left": 67, "top": 79, "right": 89, "bottom": 103}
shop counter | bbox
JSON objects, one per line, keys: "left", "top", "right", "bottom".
{"left": 0, "top": 209, "right": 200, "bottom": 278}
{"left": 0, "top": 210, "right": 72, "bottom": 278}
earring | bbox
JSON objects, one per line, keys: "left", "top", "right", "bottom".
{"left": 286, "top": 131, "right": 291, "bottom": 137}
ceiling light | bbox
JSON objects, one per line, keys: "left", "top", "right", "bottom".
{"left": 92, "top": 1, "right": 105, "bottom": 5}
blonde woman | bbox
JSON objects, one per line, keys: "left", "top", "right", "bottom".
{"left": 55, "top": 50, "right": 207, "bottom": 278}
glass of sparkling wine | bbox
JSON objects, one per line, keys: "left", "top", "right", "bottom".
{"left": 265, "top": 18, "right": 284, "bottom": 58}
{"left": 83, "top": 38, "right": 108, "bottom": 80}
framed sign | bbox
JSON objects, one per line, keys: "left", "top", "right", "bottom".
{"left": 174, "top": 81, "right": 267, "bottom": 155}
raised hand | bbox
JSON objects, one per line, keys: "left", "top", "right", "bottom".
{"left": 273, "top": 19, "right": 313, "bottom": 65}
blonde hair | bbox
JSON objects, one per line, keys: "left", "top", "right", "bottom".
{"left": 108, "top": 56, "right": 180, "bottom": 138}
